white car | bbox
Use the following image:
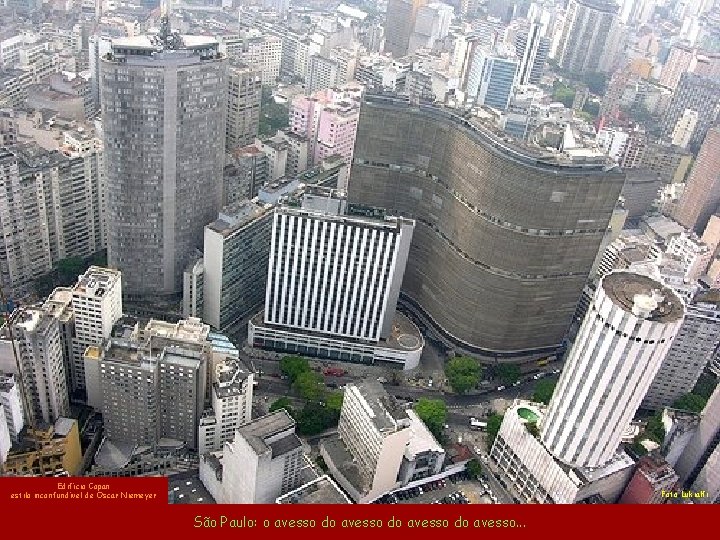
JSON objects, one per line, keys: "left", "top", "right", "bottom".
{"left": 497, "top": 385, "right": 506, "bottom": 391}
{"left": 532, "top": 373, "right": 543, "bottom": 380}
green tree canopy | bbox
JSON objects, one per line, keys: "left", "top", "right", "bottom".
{"left": 644, "top": 413, "right": 666, "bottom": 444}
{"left": 532, "top": 380, "right": 557, "bottom": 405}
{"left": 293, "top": 371, "right": 325, "bottom": 402}
{"left": 672, "top": 393, "right": 708, "bottom": 413}
{"left": 552, "top": 85, "right": 575, "bottom": 108}
{"left": 466, "top": 459, "right": 482, "bottom": 479}
{"left": 269, "top": 397, "right": 294, "bottom": 417}
{"left": 581, "top": 72, "right": 608, "bottom": 95}
{"left": 692, "top": 373, "right": 718, "bottom": 401}
{"left": 415, "top": 398, "right": 447, "bottom": 440}
{"left": 495, "top": 364, "right": 521, "bottom": 385}
{"left": 486, "top": 413, "right": 504, "bottom": 451}
{"left": 295, "top": 402, "right": 326, "bottom": 435}
{"left": 326, "top": 391, "right": 343, "bottom": 412}
{"left": 445, "top": 356, "right": 482, "bottom": 394}
{"left": 280, "top": 356, "right": 311, "bottom": 383}
{"left": 259, "top": 87, "right": 289, "bottom": 137}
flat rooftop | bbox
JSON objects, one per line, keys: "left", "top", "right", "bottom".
{"left": 208, "top": 201, "right": 272, "bottom": 236}
{"left": 277, "top": 475, "right": 351, "bottom": 504}
{"left": 352, "top": 379, "right": 409, "bottom": 431}
{"left": 601, "top": 271, "right": 685, "bottom": 323}
{"left": 237, "top": 409, "right": 301, "bottom": 458}
{"left": 169, "top": 470, "right": 216, "bottom": 504}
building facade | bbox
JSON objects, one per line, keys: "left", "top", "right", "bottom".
{"left": 672, "top": 128, "right": 720, "bottom": 234}
{"left": 101, "top": 28, "right": 227, "bottom": 295}
{"left": 203, "top": 202, "right": 273, "bottom": 330}
{"left": 70, "top": 266, "right": 122, "bottom": 395}
{"left": 541, "top": 271, "right": 684, "bottom": 469}
{"left": 226, "top": 63, "right": 261, "bottom": 152}
{"left": 662, "top": 73, "right": 720, "bottom": 153}
{"left": 555, "top": 0, "right": 619, "bottom": 74}
{"left": 348, "top": 95, "right": 626, "bottom": 358}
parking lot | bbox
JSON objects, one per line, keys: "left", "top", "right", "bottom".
{"left": 373, "top": 472, "right": 496, "bottom": 505}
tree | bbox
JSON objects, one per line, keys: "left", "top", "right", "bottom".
{"left": 532, "top": 380, "right": 557, "bottom": 405}
{"left": 269, "top": 397, "right": 294, "bottom": 417}
{"left": 495, "top": 364, "right": 521, "bottom": 385}
{"left": 581, "top": 72, "right": 608, "bottom": 95}
{"left": 466, "top": 459, "right": 482, "bottom": 479}
{"left": 280, "top": 356, "right": 310, "bottom": 383}
{"left": 295, "top": 402, "right": 326, "bottom": 435}
{"left": 445, "top": 356, "right": 482, "bottom": 394}
{"left": 582, "top": 100, "right": 600, "bottom": 118}
{"left": 552, "top": 85, "right": 575, "bottom": 108}
{"left": 644, "top": 413, "right": 666, "bottom": 444}
{"left": 415, "top": 398, "right": 447, "bottom": 440}
{"left": 692, "top": 373, "right": 718, "bottom": 401}
{"left": 672, "top": 393, "right": 708, "bottom": 413}
{"left": 259, "top": 87, "right": 289, "bottom": 137}
{"left": 293, "top": 371, "right": 325, "bottom": 402}
{"left": 486, "top": 413, "right": 504, "bottom": 451}
{"left": 525, "top": 421, "right": 540, "bottom": 438}
{"left": 326, "top": 391, "right": 343, "bottom": 413}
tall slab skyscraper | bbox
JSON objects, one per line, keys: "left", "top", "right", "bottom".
{"left": 101, "top": 18, "right": 227, "bottom": 295}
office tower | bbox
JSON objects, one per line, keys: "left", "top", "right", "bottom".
{"left": 42, "top": 288, "right": 76, "bottom": 396}
{"left": 224, "top": 145, "right": 269, "bottom": 205}
{"left": 619, "top": 455, "right": 680, "bottom": 504}
{"left": 226, "top": 63, "right": 261, "bottom": 152}
{"left": 643, "top": 290, "right": 720, "bottom": 411}
{"left": 665, "top": 232, "right": 712, "bottom": 281}
{"left": 101, "top": 25, "right": 227, "bottom": 296}
{"left": 694, "top": 52, "right": 720, "bottom": 79}
{"left": 349, "top": 95, "right": 625, "bottom": 357}
{"left": 9, "top": 308, "right": 70, "bottom": 426}
{"left": 673, "top": 385, "right": 720, "bottom": 503}
{"left": 321, "top": 380, "right": 412, "bottom": 502}
{"left": 660, "top": 44, "right": 697, "bottom": 91}
{"left": 515, "top": 22, "right": 550, "bottom": 86}
{"left": 672, "top": 129, "right": 720, "bottom": 234}
{"left": 620, "top": 170, "right": 663, "bottom": 224}
{"left": 250, "top": 187, "right": 422, "bottom": 368}
{"left": 306, "top": 51, "right": 357, "bottom": 95}
{"left": 219, "top": 34, "right": 281, "bottom": 86}
{"left": 542, "top": 271, "right": 684, "bottom": 468}
{"left": 0, "top": 373, "right": 24, "bottom": 442}
{"left": 640, "top": 142, "right": 693, "bottom": 184}
{"left": 88, "top": 34, "right": 113, "bottom": 112}
{"left": 203, "top": 202, "right": 273, "bottom": 330}
{"left": 555, "top": 0, "right": 619, "bottom": 74}
{"left": 408, "top": 2, "right": 454, "bottom": 54}
{"left": 281, "top": 131, "right": 310, "bottom": 177}
{"left": 671, "top": 109, "right": 699, "bottom": 149}
{"left": 467, "top": 48, "right": 518, "bottom": 110}
{"left": 182, "top": 256, "right": 204, "bottom": 319}
{"left": 385, "top": 0, "right": 428, "bottom": 58}
{"left": 198, "top": 357, "right": 255, "bottom": 455}
{"left": 212, "top": 410, "right": 304, "bottom": 503}
{"left": 256, "top": 136, "right": 289, "bottom": 181}
{"left": 93, "top": 317, "right": 211, "bottom": 450}
{"left": 70, "top": 267, "right": 122, "bottom": 395}
{"left": 662, "top": 73, "right": 720, "bottom": 153}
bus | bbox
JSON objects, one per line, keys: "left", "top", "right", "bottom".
{"left": 470, "top": 418, "right": 487, "bottom": 431}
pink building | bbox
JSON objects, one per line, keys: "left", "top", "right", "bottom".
{"left": 314, "top": 104, "right": 359, "bottom": 165}
{"left": 289, "top": 85, "right": 361, "bottom": 168}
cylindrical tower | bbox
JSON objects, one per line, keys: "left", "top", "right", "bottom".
{"left": 541, "top": 271, "right": 685, "bottom": 469}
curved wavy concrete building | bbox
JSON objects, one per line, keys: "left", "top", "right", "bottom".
{"left": 348, "top": 95, "right": 626, "bottom": 358}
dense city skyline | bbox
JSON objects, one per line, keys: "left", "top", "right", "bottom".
{"left": 0, "top": 0, "right": 718, "bottom": 507}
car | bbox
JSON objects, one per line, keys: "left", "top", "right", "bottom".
{"left": 512, "top": 380, "right": 521, "bottom": 387}
{"left": 553, "top": 368, "right": 562, "bottom": 374}
{"left": 418, "top": 487, "right": 424, "bottom": 495}
{"left": 532, "top": 373, "right": 543, "bottom": 380}
{"left": 497, "top": 385, "right": 506, "bottom": 391}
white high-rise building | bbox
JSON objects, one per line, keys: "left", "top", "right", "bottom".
{"left": 251, "top": 187, "right": 422, "bottom": 368}
{"left": 70, "top": 266, "right": 122, "bottom": 395}
{"left": 9, "top": 307, "right": 70, "bottom": 426}
{"left": 0, "top": 373, "right": 24, "bottom": 442}
{"left": 264, "top": 190, "right": 414, "bottom": 342}
{"left": 321, "top": 380, "right": 412, "bottom": 502}
{"left": 542, "top": 271, "right": 685, "bottom": 468}
{"left": 202, "top": 409, "right": 304, "bottom": 503}
{"left": 515, "top": 21, "right": 550, "bottom": 86}
{"left": 198, "top": 357, "right": 255, "bottom": 455}
{"left": 555, "top": 0, "right": 619, "bottom": 74}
